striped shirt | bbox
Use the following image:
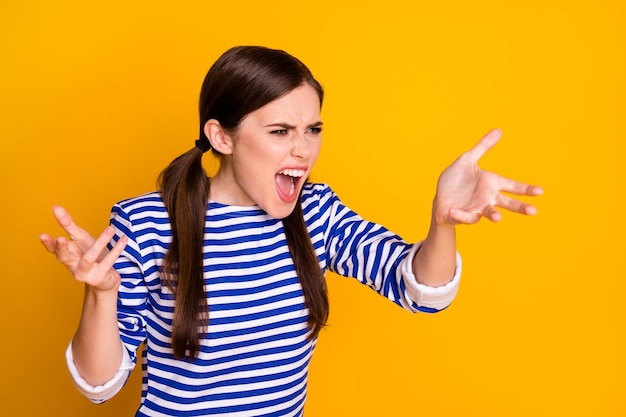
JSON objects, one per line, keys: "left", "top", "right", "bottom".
{"left": 66, "top": 183, "right": 461, "bottom": 416}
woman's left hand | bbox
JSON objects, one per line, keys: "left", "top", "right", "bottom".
{"left": 433, "top": 128, "right": 543, "bottom": 225}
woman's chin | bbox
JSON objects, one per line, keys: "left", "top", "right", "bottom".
{"left": 265, "top": 200, "right": 298, "bottom": 219}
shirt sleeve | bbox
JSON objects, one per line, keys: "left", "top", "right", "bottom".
{"left": 399, "top": 241, "right": 461, "bottom": 312}
{"left": 65, "top": 202, "right": 149, "bottom": 402}
{"left": 109, "top": 203, "right": 149, "bottom": 362}
{"left": 65, "top": 340, "right": 135, "bottom": 404}
{"left": 65, "top": 342, "right": 135, "bottom": 404}
{"left": 319, "top": 186, "right": 461, "bottom": 312}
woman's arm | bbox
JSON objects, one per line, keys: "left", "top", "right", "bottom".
{"left": 413, "top": 128, "right": 543, "bottom": 286}
{"left": 40, "top": 206, "right": 128, "bottom": 386}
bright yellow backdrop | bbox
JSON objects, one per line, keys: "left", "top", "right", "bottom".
{"left": 1, "top": 1, "right": 624, "bottom": 416}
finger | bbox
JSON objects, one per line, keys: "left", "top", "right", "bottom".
{"left": 52, "top": 205, "right": 95, "bottom": 249}
{"left": 448, "top": 208, "right": 481, "bottom": 225}
{"left": 498, "top": 178, "right": 545, "bottom": 197}
{"left": 88, "top": 235, "right": 127, "bottom": 291}
{"left": 464, "top": 128, "right": 502, "bottom": 162}
{"left": 78, "top": 226, "right": 117, "bottom": 271}
{"left": 528, "top": 185, "right": 544, "bottom": 196}
{"left": 497, "top": 195, "right": 538, "bottom": 216}
{"left": 450, "top": 206, "right": 501, "bottom": 224}
{"left": 482, "top": 205, "right": 502, "bottom": 223}
{"left": 98, "top": 235, "right": 128, "bottom": 271}
{"left": 54, "top": 236, "right": 80, "bottom": 267}
{"left": 39, "top": 233, "right": 57, "bottom": 253}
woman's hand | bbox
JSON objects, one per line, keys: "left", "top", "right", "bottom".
{"left": 39, "top": 206, "right": 127, "bottom": 292}
{"left": 434, "top": 128, "right": 544, "bottom": 225}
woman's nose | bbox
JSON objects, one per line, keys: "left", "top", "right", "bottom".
{"left": 292, "top": 134, "right": 311, "bottom": 158}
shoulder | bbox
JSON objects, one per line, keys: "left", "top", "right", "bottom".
{"left": 116, "top": 191, "right": 164, "bottom": 210}
{"left": 300, "top": 182, "right": 345, "bottom": 225}
{"left": 111, "top": 191, "right": 168, "bottom": 222}
{"left": 301, "top": 182, "right": 336, "bottom": 205}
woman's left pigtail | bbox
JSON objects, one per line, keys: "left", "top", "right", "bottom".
{"left": 158, "top": 147, "right": 210, "bottom": 360}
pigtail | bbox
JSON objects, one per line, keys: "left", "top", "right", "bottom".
{"left": 283, "top": 195, "right": 329, "bottom": 339}
{"left": 158, "top": 147, "right": 210, "bottom": 360}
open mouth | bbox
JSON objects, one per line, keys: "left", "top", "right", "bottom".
{"left": 275, "top": 168, "right": 306, "bottom": 200}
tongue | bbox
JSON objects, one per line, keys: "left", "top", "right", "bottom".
{"left": 275, "top": 173, "right": 294, "bottom": 196}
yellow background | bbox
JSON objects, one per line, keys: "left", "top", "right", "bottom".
{"left": 1, "top": 0, "right": 624, "bottom": 415}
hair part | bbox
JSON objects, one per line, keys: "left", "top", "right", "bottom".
{"left": 159, "top": 46, "right": 327, "bottom": 360}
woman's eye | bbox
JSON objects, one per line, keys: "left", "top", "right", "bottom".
{"left": 270, "top": 129, "right": 288, "bottom": 135}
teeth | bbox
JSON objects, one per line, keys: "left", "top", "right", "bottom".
{"left": 278, "top": 169, "right": 305, "bottom": 177}
{"left": 277, "top": 169, "right": 303, "bottom": 197}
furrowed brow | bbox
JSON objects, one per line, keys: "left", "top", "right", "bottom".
{"left": 264, "top": 122, "right": 296, "bottom": 129}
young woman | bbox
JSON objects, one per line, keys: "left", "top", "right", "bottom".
{"left": 40, "top": 46, "right": 542, "bottom": 416}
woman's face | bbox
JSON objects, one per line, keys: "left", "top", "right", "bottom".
{"left": 210, "top": 83, "right": 323, "bottom": 218}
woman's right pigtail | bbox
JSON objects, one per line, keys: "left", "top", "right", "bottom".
{"left": 158, "top": 147, "right": 210, "bottom": 360}
{"left": 283, "top": 198, "right": 329, "bottom": 340}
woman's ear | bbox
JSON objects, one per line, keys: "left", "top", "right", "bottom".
{"left": 204, "top": 119, "right": 233, "bottom": 155}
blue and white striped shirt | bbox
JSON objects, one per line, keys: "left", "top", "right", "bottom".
{"left": 66, "top": 183, "right": 461, "bottom": 416}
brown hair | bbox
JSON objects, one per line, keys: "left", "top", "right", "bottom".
{"left": 157, "top": 46, "right": 328, "bottom": 360}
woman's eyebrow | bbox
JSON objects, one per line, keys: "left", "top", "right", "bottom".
{"left": 263, "top": 121, "right": 323, "bottom": 129}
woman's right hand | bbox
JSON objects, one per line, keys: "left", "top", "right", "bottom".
{"left": 39, "top": 206, "right": 128, "bottom": 292}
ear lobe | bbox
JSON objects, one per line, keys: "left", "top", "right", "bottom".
{"left": 204, "top": 119, "right": 233, "bottom": 155}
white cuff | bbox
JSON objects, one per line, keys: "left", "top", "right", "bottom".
{"left": 401, "top": 241, "right": 462, "bottom": 311}
{"left": 65, "top": 340, "right": 134, "bottom": 404}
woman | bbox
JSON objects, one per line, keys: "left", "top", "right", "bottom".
{"left": 40, "top": 46, "right": 542, "bottom": 416}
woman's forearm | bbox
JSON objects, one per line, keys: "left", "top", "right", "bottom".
{"left": 412, "top": 219, "right": 457, "bottom": 287}
{"left": 71, "top": 284, "right": 124, "bottom": 386}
